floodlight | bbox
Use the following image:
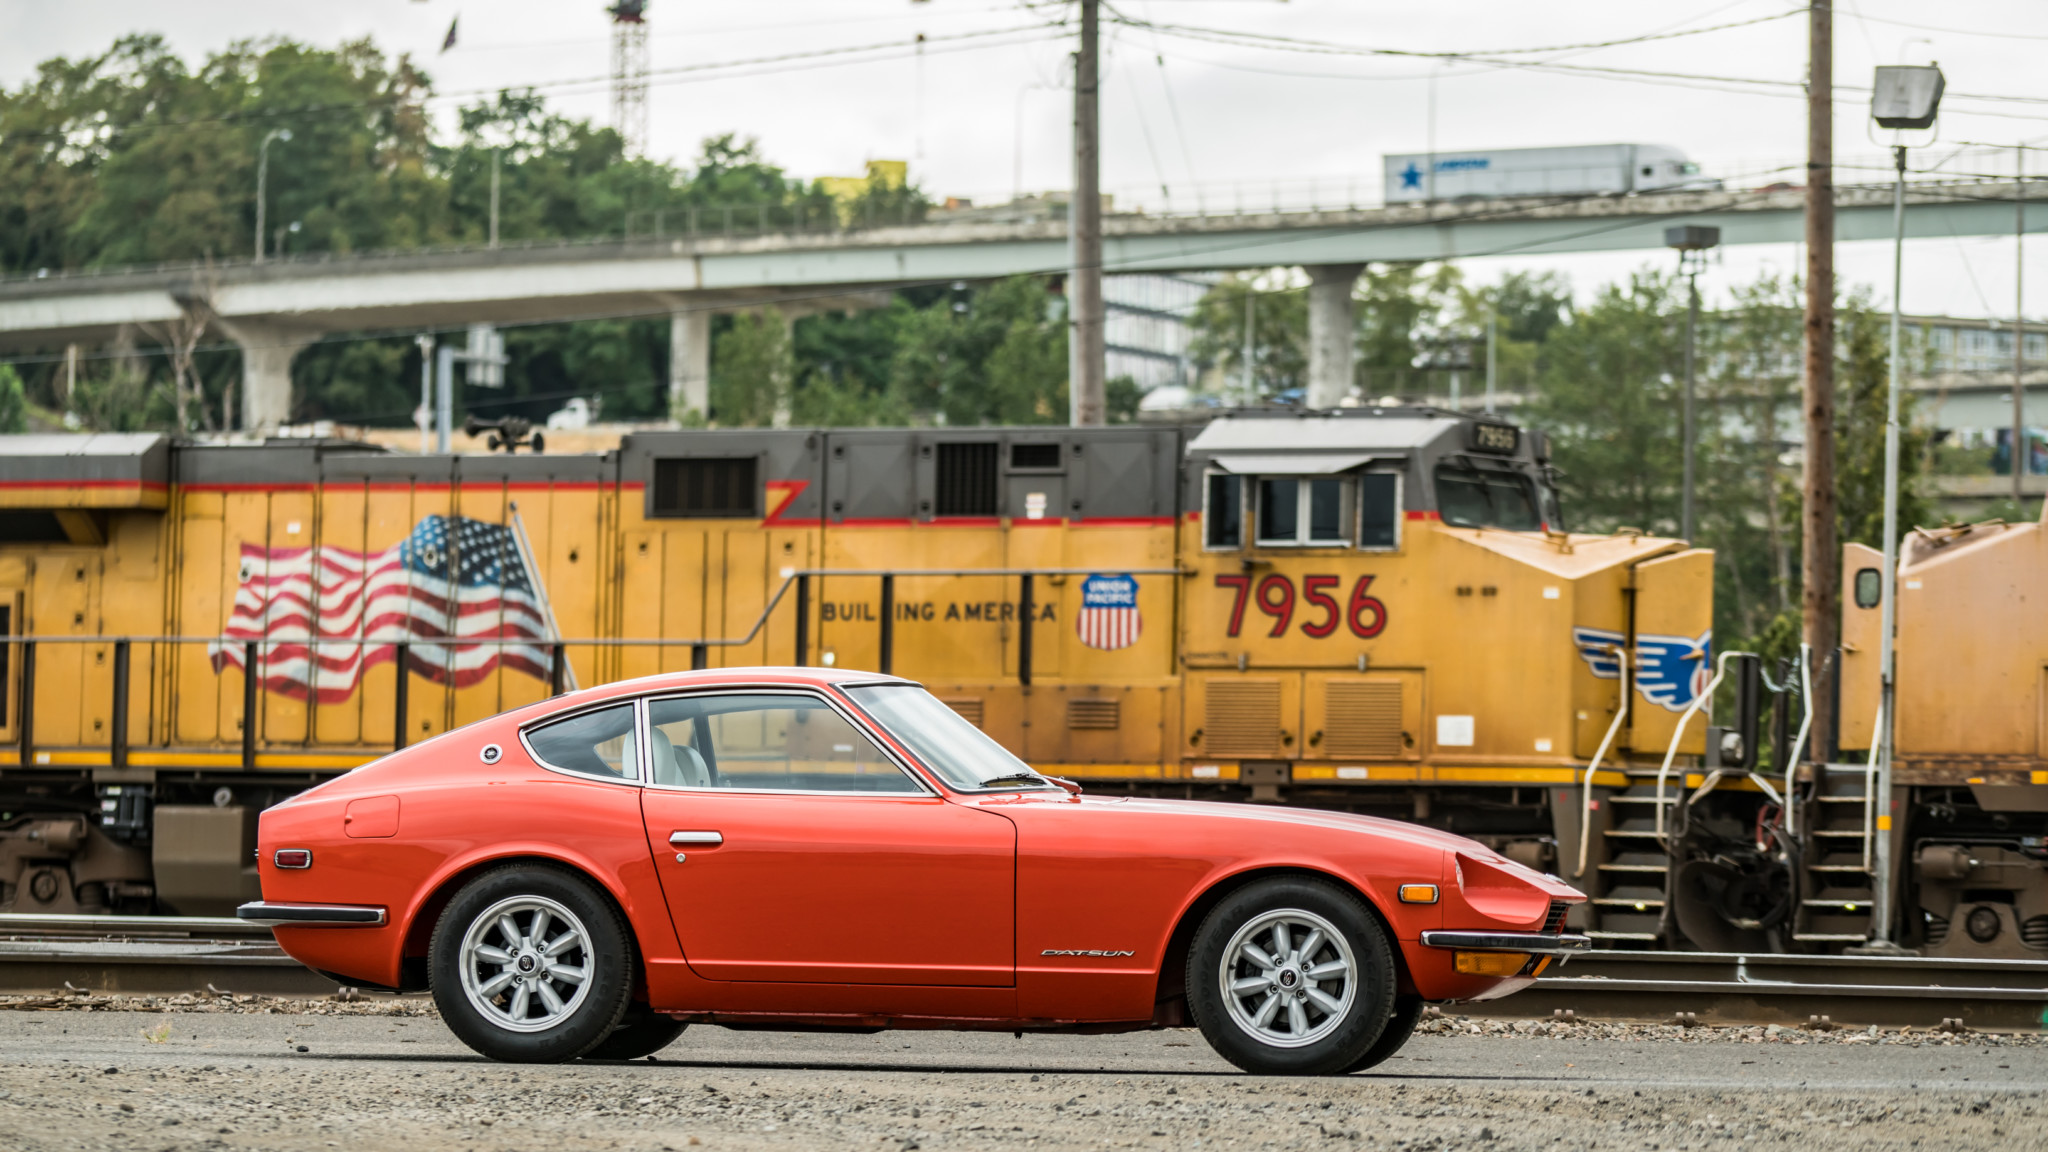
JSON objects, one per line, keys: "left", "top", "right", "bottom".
{"left": 1871, "top": 65, "right": 1944, "bottom": 130}
{"left": 1664, "top": 225, "right": 1720, "bottom": 252}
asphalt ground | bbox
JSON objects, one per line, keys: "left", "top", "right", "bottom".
{"left": 0, "top": 1004, "right": 2042, "bottom": 1151}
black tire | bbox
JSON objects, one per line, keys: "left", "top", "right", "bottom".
{"left": 1341, "top": 994, "right": 1425, "bottom": 1073}
{"left": 429, "top": 864, "right": 636, "bottom": 1063}
{"left": 1187, "top": 876, "right": 1396, "bottom": 1076}
{"left": 582, "top": 1003, "right": 688, "bottom": 1061}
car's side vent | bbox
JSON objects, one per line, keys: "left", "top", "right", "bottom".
{"left": 1067, "top": 699, "right": 1120, "bottom": 731}
{"left": 941, "top": 697, "right": 985, "bottom": 728}
{"left": 935, "top": 442, "right": 999, "bottom": 516}
{"left": 1205, "top": 680, "right": 1281, "bottom": 757}
{"left": 1323, "top": 681, "right": 1403, "bottom": 759}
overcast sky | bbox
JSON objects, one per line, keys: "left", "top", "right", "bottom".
{"left": 5, "top": 0, "right": 2045, "bottom": 319}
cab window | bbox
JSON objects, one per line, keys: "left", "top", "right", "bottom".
{"left": 1205, "top": 473, "right": 1243, "bottom": 549}
{"left": 1434, "top": 464, "right": 1542, "bottom": 531}
{"left": 524, "top": 703, "right": 640, "bottom": 782}
{"left": 644, "top": 693, "right": 922, "bottom": 793}
{"left": 1256, "top": 477, "right": 1351, "bottom": 546}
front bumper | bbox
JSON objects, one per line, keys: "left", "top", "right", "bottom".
{"left": 236, "top": 902, "right": 387, "bottom": 927}
{"left": 1418, "top": 931, "right": 1593, "bottom": 955}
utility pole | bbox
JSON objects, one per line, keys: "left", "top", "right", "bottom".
{"left": 2017, "top": 145, "right": 2028, "bottom": 510}
{"left": 490, "top": 150, "right": 502, "bottom": 249}
{"left": 255, "top": 128, "right": 291, "bottom": 263}
{"left": 1801, "top": 0, "right": 1838, "bottom": 759}
{"left": 1068, "top": 0, "right": 1106, "bottom": 426}
{"left": 1484, "top": 312, "right": 1497, "bottom": 415}
{"left": 1241, "top": 286, "right": 1256, "bottom": 398}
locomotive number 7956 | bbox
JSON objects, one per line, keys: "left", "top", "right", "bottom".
{"left": 1214, "top": 574, "right": 1386, "bottom": 639}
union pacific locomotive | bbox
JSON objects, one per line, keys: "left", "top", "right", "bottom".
{"left": 0, "top": 409, "right": 2040, "bottom": 957}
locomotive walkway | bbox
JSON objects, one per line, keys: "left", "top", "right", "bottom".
{"left": 0, "top": 179, "right": 2037, "bottom": 427}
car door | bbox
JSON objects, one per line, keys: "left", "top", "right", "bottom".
{"left": 638, "top": 690, "right": 1016, "bottom": 986}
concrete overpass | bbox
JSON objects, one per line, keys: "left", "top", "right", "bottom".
{"left": 0, "top": 180, "right": 2037, "bottom": 426}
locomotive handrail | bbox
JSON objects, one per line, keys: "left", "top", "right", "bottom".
{"left": 1654, "top": 650, "right": 1740, "bottom": 851}
{"left": 4, "top": 564, "right": 1181, "bottom": 769}
{"left": 1782, "top": 643, "right": 1815, "bottom": 838}
{"left": 1572, "top": 643, "right": 1629, "bottom": 880}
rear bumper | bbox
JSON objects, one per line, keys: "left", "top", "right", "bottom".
{"left": 1418, "top": 930, "right": 1593, "bottom": 956}
{"left": 236, "top": 902, "right": 387, "bottom": 927}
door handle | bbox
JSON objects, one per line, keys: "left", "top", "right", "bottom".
{"left": 669, "top": 830, "right": 723, "bottom": 846}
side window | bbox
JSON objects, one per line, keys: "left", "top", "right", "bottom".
{"left": 1256, "top": 477, "right": 1351, "bottom": 546}
{"left": 645, "top": 694, "right": 922, "bottom": 793}
{"left": 1205, "top": 473, "right": 1242, "bottom": 549}
{"left": 525, "top": 703, "right": 640, "bottom": 782}
{"left": 1358, "top": 473, "right": 1400, "bottom": 550}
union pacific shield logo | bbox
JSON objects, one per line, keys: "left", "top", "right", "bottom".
{"left": 1076, "top": 574, "right": 1141, "bottom": 651}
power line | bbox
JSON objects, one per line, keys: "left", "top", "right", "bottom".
{"left": 0, "top": 24, "right": 1067, "bottom": 148}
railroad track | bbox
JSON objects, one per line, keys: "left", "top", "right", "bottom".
{"left": 3, "top": 916, "right": 2045, "bottom": 1031}
{"left": 1498, "top": 950, "right": 2048, "bottom": 1032}
{"left": 0, "top": 913, "right": 336, "bottom": 998}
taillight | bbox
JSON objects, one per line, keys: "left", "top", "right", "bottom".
{"left": 273, "top": 849, "right": 312, "bottom": 869}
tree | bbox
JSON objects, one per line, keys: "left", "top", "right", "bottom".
{"left": 712, "top": 309, "right": 795, "bottom": 427}
{"left": 1526, "top": 269, "right": 1684, "bottom": 535}
{"left": 890, "top": 276, "right": 1068, "bottom": 425}
{"left": 1836, "top": 293, "right": 1933, "bottom": 548}
{"left": 0, "top": 363, "right": 28, "bottom": 433}
{"left": 1187, "top": 272, "right": 1305, "bottom": 402}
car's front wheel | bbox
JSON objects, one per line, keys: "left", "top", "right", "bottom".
{"left": 1187, "top": 876, "right": 1397, "bottom": 1075}
{"left": 430, "top": 864, "right": 635, "bottom": 1062}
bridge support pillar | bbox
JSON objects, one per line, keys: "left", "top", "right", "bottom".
{"left": 213, "top": 317, "right": 317, "bottom": 431}
{"left": 1305, "top": 263, "right": 1364, "bottom": 410}
{"left": 669, "top": 310, "right": 711, "bottom": 422}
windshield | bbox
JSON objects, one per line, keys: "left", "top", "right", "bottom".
{"left": 1434, "top": 465, "right": 1543, "bottom": 531}
{"left": 841, "top": 684, "right": 1055, "bottom": 791}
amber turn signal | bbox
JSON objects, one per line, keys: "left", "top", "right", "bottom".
{"left": 1397, "top": 884, "right": 1440, "bottom": 904}
{"left": 273, "top": 849, "right": 312, "bottom": 869}
{"left": 1453, "top": 951, "right": 1530, "bottom": 977}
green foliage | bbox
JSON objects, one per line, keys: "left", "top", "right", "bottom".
{"left": 1525, "top": 269, "right": 1684, "bottom": 535}
{"left": 712, "top": 309, "right": 795, "bottom": 428}
{"left": 1835, "top": 297, "right": 1933, "bottom": 548}
{"left": 1187, "top": 273, "right": 1305, "bottom": 401}
{"left": 0, "top": 363, "right": 27, "bottom": 433}
{"left": 889, "top": 276, "right": 1069, "bottom": 425}
{"left": 1105, "top": 375, "right": 1143, "bottom": 424}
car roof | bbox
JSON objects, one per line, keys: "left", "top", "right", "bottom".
{"left": 546, "top": 666, "right": 915, "bottom": 709}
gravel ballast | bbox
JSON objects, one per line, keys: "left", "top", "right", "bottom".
{"left": 0, "top": 998, "right": 2041, "bottom": 1151}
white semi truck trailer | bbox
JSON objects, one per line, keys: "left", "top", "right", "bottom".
{"left": 1383, "top": 144, "right": 1719, "bottom": 203}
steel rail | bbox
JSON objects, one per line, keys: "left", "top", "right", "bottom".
{"left": 1484, "top": 949, "right": 2048, "bottom": 1032}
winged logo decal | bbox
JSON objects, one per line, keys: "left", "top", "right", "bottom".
{"left": 1571, "top": 626, "right": 1712, "bottom": 713}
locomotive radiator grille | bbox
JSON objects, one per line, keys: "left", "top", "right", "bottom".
{"left": 1067, "top": 699, "right": 1121, "bottom": 730}
{"left": 1205, "top": 680, "right": 1282, "bottom": 757}
{"left": 941, "top": 697, "right": 985, "bottom": 728}
{"left": 1323, "top": 681, "right": 1403, "bottom": 759}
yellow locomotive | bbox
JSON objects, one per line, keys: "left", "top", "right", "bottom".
{"left": 4, "top": 411, "right": 1726, "bottom": 945}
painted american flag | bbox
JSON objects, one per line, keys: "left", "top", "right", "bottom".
{"left": 1075, "top": 573, "right": 1142, "bottom": 652}
{"left": 209, "top": 515, "right": 550, "bottom": 702}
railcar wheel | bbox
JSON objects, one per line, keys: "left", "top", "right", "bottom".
{"left": 582, "top": 1003, "right": 688, "bottom": 1061}
{"left": 430, "top": 865, "right": 635, "bottom": 1063}
{"left": 1187, "top": 876, "right": 1395, "bottom": 1076}
{"left": 1340, "top": 994, "right": 1426, "bottom": 1073}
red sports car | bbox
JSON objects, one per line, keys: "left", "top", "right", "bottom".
{"left": 240, "top": 669, "right": 1586, "bottom": 1075}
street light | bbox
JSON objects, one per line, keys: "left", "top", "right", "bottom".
{"left": 255, "top": 128, "right": 292, "bottom": 263}
{"left": 1665, "top": 224, "right": 1720, "bottom": 542}
{"left": 1867, "top": 62, "right": 1944, "bottom": 952}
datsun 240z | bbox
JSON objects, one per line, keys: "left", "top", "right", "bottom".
{"left": 241, "top": 669, "right": 1587, "bottom": 1075}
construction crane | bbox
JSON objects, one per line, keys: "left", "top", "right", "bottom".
{"left": 608, "top": 0, "right": 649, "bottom": 157}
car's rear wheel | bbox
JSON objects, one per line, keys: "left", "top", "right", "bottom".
{"left": 582, "top": 1003, "right": 688, "bottom": 1061}
{"left": 1187, "top": 876, "right": 1396, "bottom": 1076}
{"left": 1341, "top": 994, "right": 1426, "bottom": 1073}
{"left": 430, "top": 865, "right": 634, "bottom": 1062}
